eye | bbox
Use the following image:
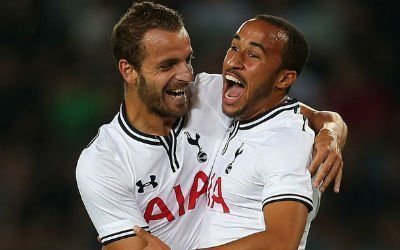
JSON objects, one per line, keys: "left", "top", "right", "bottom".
{"left": 231, "top": 45, "right": 239, "bottom": 52}
{"left": 248, "top": 51, "right": 259, "bottom": 58}
{"left": 186, "top": 54, "right": 195, "bottom": 64}
{"left": 159, "top": 63, "right": 174, "bottom": 71}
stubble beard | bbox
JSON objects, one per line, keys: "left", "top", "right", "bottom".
{"left": 137, "top": 74, "right": 189, "bottom": 118}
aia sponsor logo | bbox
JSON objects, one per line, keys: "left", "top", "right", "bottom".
{"left": 143, "top": 170, "right": 209, "bottom": 223}
{"left": 207, "top": 173, "right": 230, "bottom": 213}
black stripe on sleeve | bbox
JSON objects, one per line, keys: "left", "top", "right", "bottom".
{"left": 101, "top": 227, "right": 150, "bottom": 245}
{"left": 262, "top": 198, "right": 313, "bottom": 212}
{"left": 103, "top": 233, "right": 135, "bottom": 245}
{"left": 264, "top": 193, "right": 313, "bottom": 204}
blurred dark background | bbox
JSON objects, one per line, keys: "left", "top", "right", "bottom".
{"left": 1, "top": 0, "right": 399, "bottom": 249}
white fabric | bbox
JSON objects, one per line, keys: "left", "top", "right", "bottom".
{"left": 198, "top": 99, "right": 320, "bottom": 250}
{"left": 76, "top": 73, "right": 230, "bottom": 249}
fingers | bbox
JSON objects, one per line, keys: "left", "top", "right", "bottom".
{"left": 133, "top": 226, "right": 149, "bottom": 239}
{"left": 309, "top": 149, "right": 324, "bottom": 176}
{"left": 133, "top": 226, "right": 152, "bottom": 240}
{"left": 333, "top": 164, "right": 343, "bottom": 193}
{"left": 312, "top": 152, "right": 335, "bottom": 189}
{"left": 318, "top": 157, "right": 341, "bottom": 192}
{"left": 312, "top": 150, "right": 344, "bottom": 192}
{"left": 311, "top": 127, "right": 344, "bottom": 193}
{"left": 133, "top": 226, "right": 170, "bottom": 249}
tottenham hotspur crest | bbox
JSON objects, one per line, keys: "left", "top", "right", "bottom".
{"left": 225, "top": 143, "right": 244, "bottom": 174}
{"left": 184, "top": 132, "right": 208, "bottom": 163}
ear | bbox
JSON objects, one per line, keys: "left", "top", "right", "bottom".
{"left": 118, "top": 59, "right": 138, "bottom": 85}
{"left": 275, "top": 70, "right": 297, "bottom": 90}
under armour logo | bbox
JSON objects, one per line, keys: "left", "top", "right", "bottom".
{"left": 225, "top": 143, "right": 244, "bottom": 174}
{"left": 136, "top": 175, "right": 158, "bottom": 193}
{"left": 184, "top": 132, "right": 208, "bottom": 163}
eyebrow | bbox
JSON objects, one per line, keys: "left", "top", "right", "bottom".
{"left": 233, "top": 34, "right": 267, "bottom": 54}
{"left": 156, "top": 51, "right": 194, "bottom": 68}
{"left": 157, "top": 58, "right": 179, "bottom": 67}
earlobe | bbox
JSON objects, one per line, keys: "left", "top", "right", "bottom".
{"left": 118, "top": 59, "right": 138, "bottom": 84}
{"left": 276, "top": 70, "right": 297, "bottom": 89}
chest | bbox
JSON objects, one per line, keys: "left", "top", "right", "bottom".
{"left": 120, "top": 128, "right": 223, "bottom": 223}
{"left": 207, "top": 137, "right": 266, "bottom": 211}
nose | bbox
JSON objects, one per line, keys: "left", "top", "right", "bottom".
{"left": 225, "top": 52, "right": 244, "bottom": 70}
{"left": 175, "top": 62, "right": 194, "bottom": 83}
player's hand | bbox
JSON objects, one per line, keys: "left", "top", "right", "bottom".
{"left": 133, "top": 226, "right": 170, "bottom": 250}
{"left": 309, "top": 127, "right": 343, "bottom": 193}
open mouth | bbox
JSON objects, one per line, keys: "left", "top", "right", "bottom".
{"left": 166, "top": 88, "right": 186, "bottom": 97}
{"left": 224, "top": 74, "right": 245, "bottom": 101}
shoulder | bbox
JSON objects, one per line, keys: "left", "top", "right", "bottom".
{"left": 260, "top": 113, "right": 313, "bottom": 147}
{"left": 195, "top": 72, "right": 222, "bottom": 84}
{"left": 250, "top": 112, "right": 314, "bottom": 159}
{"left": 76, "top": 121, "right": 127, "bottom": 184}
{"left": 268, "top": 127, "right": 313, "bottom": 150}
{"left": 252, "top": 125, "right": 313, "bottom": 172}
{"left": 191, "top": 72, "right": 222, "bottom": 102}
{"left": 193, "top": 73, "right": 222, "bottom": 93}
{"left": 188, "top": 73, "right": 231, "bottom": 129}
{"left": 262, "top": 108, "right": 314, "bottom": 144}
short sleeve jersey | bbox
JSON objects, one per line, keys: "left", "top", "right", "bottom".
{"left": 76, "top": 73, "right": 230, "bottom": 249}
{"left": 198, "top": 99, "right": 320, "bottom": 250}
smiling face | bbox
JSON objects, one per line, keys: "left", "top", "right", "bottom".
{"left": 135, "top": 27, "right": 194, "bottom": 118}
{"left": 222, "top": 19, "right": 289, "bottom": 120}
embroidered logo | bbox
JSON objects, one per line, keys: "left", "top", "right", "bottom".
{"left": 184, "top": 132, "right": 208, "bottom": 163}
{"left": 136, "top": 175, "right": 158, "bottom": 193}
{"left": 225, "top": 143, "right": 244, "bottom": 174}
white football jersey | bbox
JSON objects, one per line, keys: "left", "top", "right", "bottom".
{"left": 198, "top": 99, "right": 320, "bottom": 250}
{"left": 76, "top": 73, "right": 230, "bottom": 249}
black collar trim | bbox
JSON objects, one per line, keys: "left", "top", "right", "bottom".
{"left": 238, "top": 98, "right": 299, "bottom": 130}
{"left": 118, "top": 103, "right": 185, "bottom": 145}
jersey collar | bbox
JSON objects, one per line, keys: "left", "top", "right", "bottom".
{"left": 117, "top": 102, "right": 185, "bottom": 145}
{"left": 237, "top": 98, "right": 300, "bottom": 130}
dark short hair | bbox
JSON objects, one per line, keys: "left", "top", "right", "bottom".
{"left": 255, "top": 14, "right": 309, "bottom": 76}
{"left": 111, "top": 1, "right": 184, "bottom": 69}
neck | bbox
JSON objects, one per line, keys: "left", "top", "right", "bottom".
{"left": 124, "top": 93, "right": 177, "bottom": 136}
{"left": 238, "top": 94, "right": 288, "bottom": 121}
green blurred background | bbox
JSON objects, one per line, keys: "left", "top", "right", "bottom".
{"left": 1, "top": 0, "right": 399, "bottom": 249}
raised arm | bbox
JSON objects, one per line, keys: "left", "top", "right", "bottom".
{"left": 300, "top": 103, "right": 348, "bottom": 193}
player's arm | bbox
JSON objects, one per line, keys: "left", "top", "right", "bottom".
{"left": 76, "top": 150, "right": 150, "bottom": 250}
{"left": 102, "top": 227, "right": 171, "bottom": 250}
{"left": 102, "top": 237, "right": 148, "bottom": 250}
{"left": 300, "top": 103, "right": 348, "bottom": 193}
{"left": 204, "top": 201, "right": 308, "bottom": 250}
{"left": 122, "top": 226, "right": 170, "bottom": 250}
{"left": 135, "top": 202, "right": 308, "bottom": 250}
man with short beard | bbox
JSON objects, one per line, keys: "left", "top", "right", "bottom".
{"left": 197, "top": 15, "right": 334, "bottom": 250}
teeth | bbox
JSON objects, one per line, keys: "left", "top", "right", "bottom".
{"left": 225, "top": 92, "right": 236, "bottom": 100}
{"left": 167, "top": 88, "right": 186, "bottom": 96}
{"left": 225, "top": 75, "right": 242, "bottom": 84}
{"left": 170, "top": 89, "right": 185, "bottom": 94}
